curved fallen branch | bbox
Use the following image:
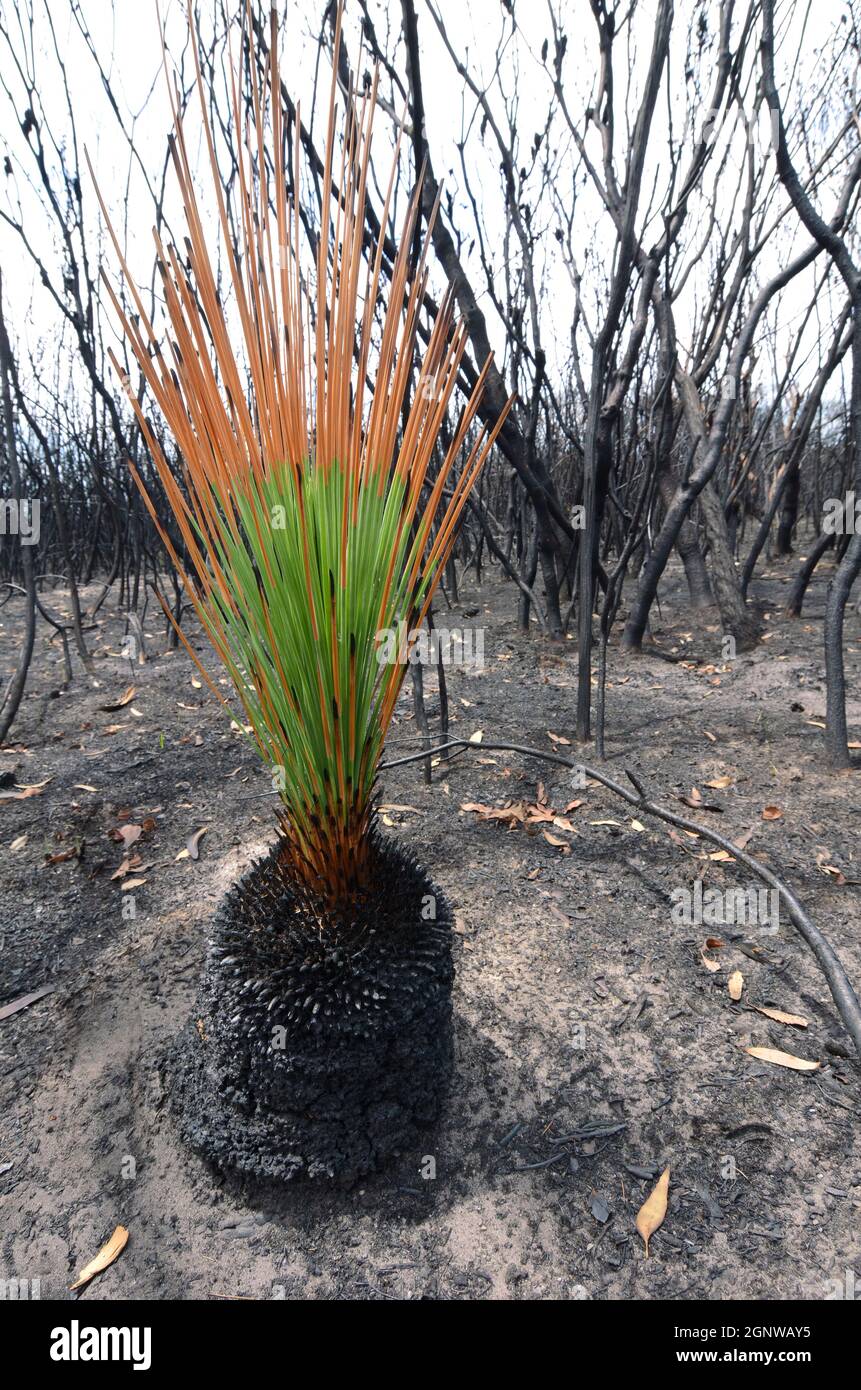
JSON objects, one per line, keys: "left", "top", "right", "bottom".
{"left": 381, "top": 737, "right": 861, "bottom": 1062}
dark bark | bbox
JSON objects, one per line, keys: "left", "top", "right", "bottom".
{"left": 0, "top": 273, "right": 36, "bottom": 745}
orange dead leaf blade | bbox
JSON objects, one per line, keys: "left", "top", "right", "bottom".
{"left": 744, "top": 1046, "right": 819, "bottom": 1071}
{"left": 636, "top": 1167, "right": 670, "bottom": 1257}
{"left": 69, "top": 1225, "right": 129, "bottom": 1291}
{"left": 728, "top": 970, "right": 744, "bottom": 1001}
{"left": 101, "top": 685, "right": 136, "bottom": 711}
{"left": 753, "top": 1006, "right": 808, "bottom": 1028}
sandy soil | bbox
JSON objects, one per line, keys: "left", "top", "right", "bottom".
{"left": 1, "top": 551, "right": 859, "bottom": 1301}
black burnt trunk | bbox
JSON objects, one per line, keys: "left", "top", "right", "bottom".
{"left": 171, "top": 834, "right": 454, "bottom": 1183}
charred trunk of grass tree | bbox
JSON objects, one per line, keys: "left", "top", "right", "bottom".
{"left": 172, "top": 833, "right": 454, "bottom": 1185}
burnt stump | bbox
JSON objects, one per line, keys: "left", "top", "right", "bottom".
{"left": 170, "top": 834, "right": 454, "bottom": 1184}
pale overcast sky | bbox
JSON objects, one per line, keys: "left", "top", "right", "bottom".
{"left": 0, "top": 0, "right": 856, "bottom": 414}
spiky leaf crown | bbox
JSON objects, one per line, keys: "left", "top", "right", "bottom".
{"left": 94, "top": 6, "right": 511, "bottom": 905}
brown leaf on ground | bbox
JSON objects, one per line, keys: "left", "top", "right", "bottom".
{"left": 761, "top": 805, "right": 783, "bottom": 821}
{"left": 636, "top": 1167, "right": 670, "bottom": 1257}
{"left": 728, "top": 970, "right": 744, "bottom": 1001}
{"left": 753, "top": 1005, "right": 808, "bottom": 1029}
{"left": 101, "top": 686, "right": 136, "bottom": 711}
{"left": 744, "top": 1046, "right": 819, "bottom": 1071}
{"left": 542, "top": 831, "right": 571, "bottom": 853}
{"left": 0, "top": 779, "right": 51, "bottom": 803}
{"left": 44, "top": 845, "right": 80, "bottom": 866}
{"left": 109, "top": 824, "right": 142, "bottom": 849}
{"left": 69, "top": 1225, "right": 129, "bottom": 1291}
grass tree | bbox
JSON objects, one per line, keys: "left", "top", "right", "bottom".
{"left": 94, "top": 6, "right": 510, "bottom": 1183}
{"left": 95, "top": 8, "right": 508, "bottom": 907}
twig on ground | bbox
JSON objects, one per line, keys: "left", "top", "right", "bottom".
{"left": 380, "top": 736, "right": 861, "bottom": 1063}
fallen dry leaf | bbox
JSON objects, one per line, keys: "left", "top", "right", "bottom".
{"left": 45, "top": 845, "right": 80, "bottom": 866}
{"left": 753, "top": 1005, "right": 808, "bottom": 1029}
{"left": 121, "top": 877, "right": 147, "bottom": 892}
{"left": 704, "top": 775, "right": 733, "bottom": 789}
{"left": 69, "top": 1225, "right": 129, "bottom": 1291}
{"left": 542, "top": 830, "right": 570, "bottom": 851}
{"left": 110, "top": 824, "right": 142, "bottom": 850}
{"left": 630, "top": 818, "right": 646, "bottom": 832}
{"left": 705, "top": 937, "right": 725, "bottom": 949}
{"left": 636, "top": 1166, "right": 670, "bottom": 1257}
{"left": 469, "top": 730, "right": 483, "bottom": 744}
{"left": 101, "top": 686, "right": 136, "bottom": 712}
{"left": 700, "top": 950, "right": 721, "bottom": 973}
{"left": 0, "top": 778, "right": 51, "bottom": 803}
{"left": 744, "top": 1046, "right": 819, "bottom": 1072}
{"left": 187, "top": 827, "right": 208, "bottom": 860}
{"left": 547, "top": 731, "right": 571, "bottom": 745}
{"left": 728, "top": 970, "right": 744, "bottom": 1001}
{"left": 817, "top": 858, "right": 848, "bottom": 886}
{"left": 73, "top": 784, "right": 98, "bottom": 793}
{"left": 10, "top": 834, "right": 27, "bottom": 851}
{"left": 708, "top": 849, "right": 735, "bottom": 863}
{"left": 0, "top": 985, "right": 54, "bottom": 1021}
{"left": 761, "top": 805, "right": 783, "bottom": 821}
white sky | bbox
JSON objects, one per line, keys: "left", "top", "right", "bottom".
{"left": 0, "top": 0, "right": 857, "bottom": 422}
